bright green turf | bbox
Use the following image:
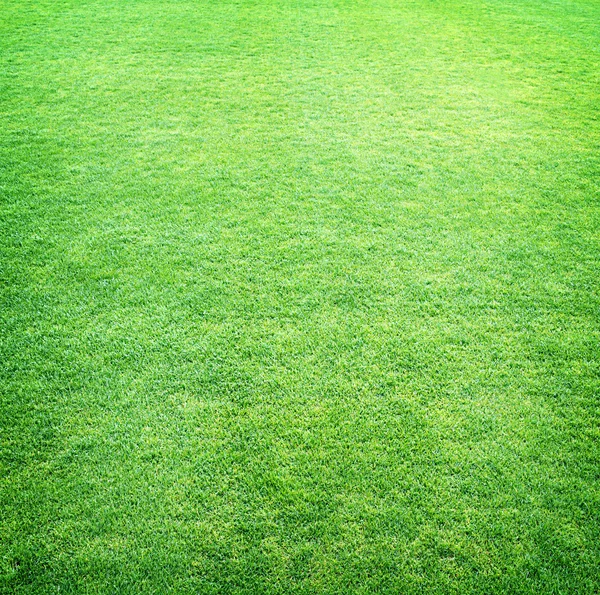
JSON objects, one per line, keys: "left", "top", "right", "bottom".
{"left": 1, "top": 0, "right": 599, "bottom": 592}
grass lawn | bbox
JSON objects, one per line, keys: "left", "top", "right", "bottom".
{"left": 1, "top": 0, "right": 599, "bottom": 592}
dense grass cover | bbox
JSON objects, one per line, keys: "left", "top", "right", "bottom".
{"left": 1, "top": 0, "right": 599, "bottom": 592}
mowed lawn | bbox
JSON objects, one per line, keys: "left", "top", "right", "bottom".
{"left": 1, "top": 0, "right": 599, "bottom": 592}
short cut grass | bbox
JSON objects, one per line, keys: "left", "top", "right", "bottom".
{"left": 1, "top": 0, "right": 599, "bottom": 593}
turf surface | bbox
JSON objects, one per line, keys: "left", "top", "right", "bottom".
{"left": 1, "top": 0, "right": 599, "bottom": 592}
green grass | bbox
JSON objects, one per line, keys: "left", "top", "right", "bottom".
{"left": 1, "top": 0, "right": 599, "bottom": 592}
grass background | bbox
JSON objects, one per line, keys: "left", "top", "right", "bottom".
{"left": 1, "top": 0, "right": 599, "bottom": 592}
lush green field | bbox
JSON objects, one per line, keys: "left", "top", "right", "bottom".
{"left": 1, "top": 0, "right": 599, "bottom": 592}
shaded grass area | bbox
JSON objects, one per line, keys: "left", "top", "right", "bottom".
{"left": 1, "top": 0, "right": 599, "bottom": 592}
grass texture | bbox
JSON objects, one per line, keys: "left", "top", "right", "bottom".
{"left": 1, "top": 0, "right": 599, "bottom": 592}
